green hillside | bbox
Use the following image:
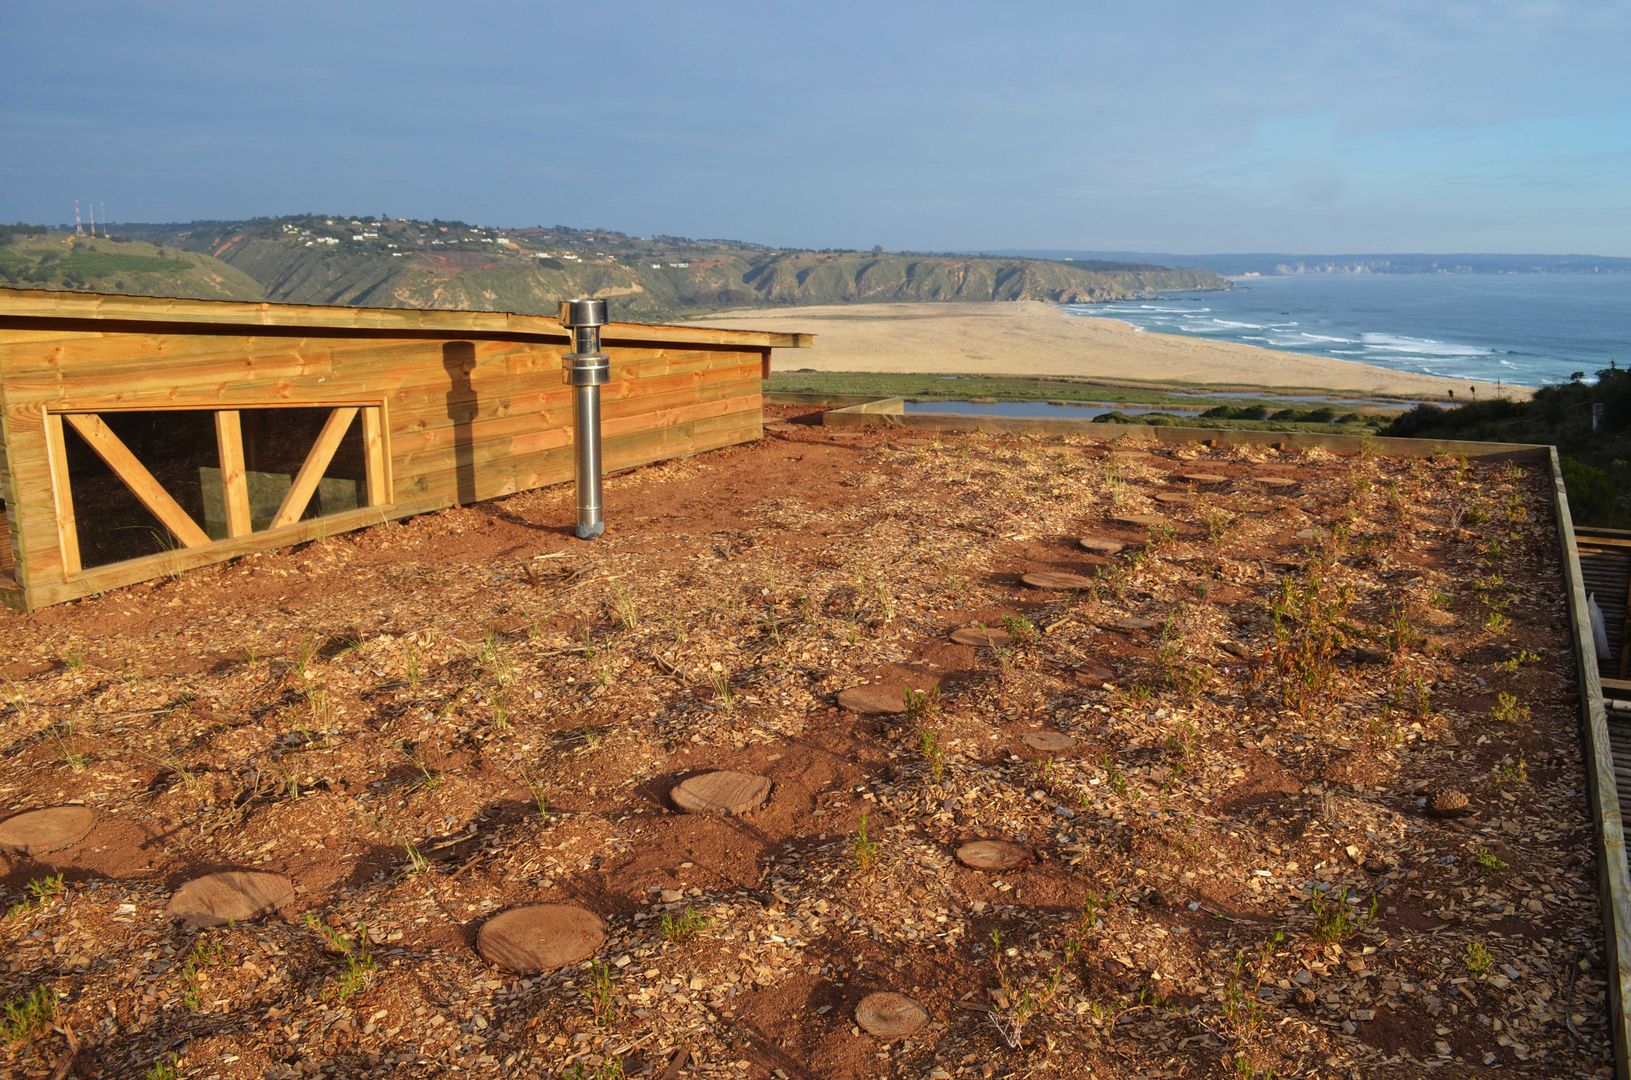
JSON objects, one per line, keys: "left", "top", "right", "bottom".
{"left": 0, "top": 228, "right": 265, "bottom": 301}
{"left": 107, "top": 215, "right": 1226, "bottom": 320}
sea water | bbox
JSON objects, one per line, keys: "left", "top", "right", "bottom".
{"left": 1067, "top": 273, "right": 1631, "bottom": 389}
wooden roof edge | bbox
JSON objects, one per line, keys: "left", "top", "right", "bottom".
{"left": 0, "top": 287, "right": 811, "bottom": 349}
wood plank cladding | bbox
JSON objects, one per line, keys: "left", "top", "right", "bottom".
{"left": 0, "top": 288, "right": 808, "bottom": 608}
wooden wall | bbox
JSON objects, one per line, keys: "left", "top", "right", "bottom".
{"left": 0, "top": 289, "right": 808, "bottom": 609}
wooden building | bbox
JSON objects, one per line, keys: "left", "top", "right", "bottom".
{"left": 0, "top": 288, "right": 808, "bottom": 609}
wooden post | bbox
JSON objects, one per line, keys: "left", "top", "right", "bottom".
{"left": 44, "top": 413, "right": 81, "bottom": 576}
{"left": 214, "top": 410, "right": 252, "bottom": 538}
{"left": 270, "top": 406, "right": 359, "bottom": 529}
{"left": 360, "top": 405, "right": 390, "bottom": 507}
{"left": 63, "top": 413, "right": 212, "bottom": 548}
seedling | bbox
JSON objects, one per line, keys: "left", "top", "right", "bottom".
{"left": 180, "top": 937, "right": 225, "bottom": 1009}
{"left": 852, "top": 812, "right": 880, "bottom": 872}
{"left": 1220, "top": 932, "right": 1283, "bottom": 1041}
{"left": 1, "top": 985, "right": 57, "bottom": 1044}
{"left": 402, "top": 747, "right": 441, "bottom": 790}
{"left": 988, "top": 911, "right": 1092, "bottom": 1048}
{"left": 584, "top": 958, "right": 617, "bottom": 1027}
{"left": 561, "top": 1058, "right": 625, "bottom": 1080}
{"left": 1497, "top": 756, "right": 1528, "bottom": 784}
{"left": 402, "top": 841, "right": 430, "bottom": 875}
{"left": 1483, "top": 610, "right": 1512, "bottom": 636}
{"left": 999, "top": 614, "right": 1039, "bottom": 643}
{"left": 305, "top": 915, "right": 376, "bottom": 999}
{"left": 1473, "top": 846, "right": 1508, "bottom": 873}
{"left": 1491, "top": 691, "right": 1530, "bottom": 725}
{"left": 710, "top": 672, "right": 736, "bottom": 710}
{"left": 144, "top": 1053, "right": 182, "bottom": 1080}
{"left": 1465, "top": 940, "right": 1494, "bottom": 976}
{"left": 1308, "top": 887, "right": 1376, "bottom": 944}
{"left": 918, "top": 727, "right": 946, "bottom": 784}
{"left": 611, "top": 584, "right": 640, "bottom": 630}
{"left": 1100, "top": 754, "right": 1129, "bottom": 798}
{"left": 1494, "top": 648, "right": 1541, "bottom": 674}
{"left": 5, "top": 873, "right": 64, "bottom": 920}
{"left": 659, "top": 907, "right": 715, "bottom": 943}
{"left": 903, "top": 685, "right": 941, "bottom": 724}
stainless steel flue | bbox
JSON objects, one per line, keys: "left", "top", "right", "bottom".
{"left": 561, "top": 298, "right": 609, "bottom": 539}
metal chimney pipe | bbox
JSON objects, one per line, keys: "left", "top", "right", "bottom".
{"left": 561, "top": 298, "right": 610, "bottom": 539}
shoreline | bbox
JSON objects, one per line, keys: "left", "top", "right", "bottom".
{"left": 688, "top": 301, "right": 1522, "bottom": 401}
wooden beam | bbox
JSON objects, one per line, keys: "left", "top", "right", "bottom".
{"left": 62, "top": 413, "right": 211, "bottom": 548}
{"left": 213, "top": 410, "right": 252, "bottom": 538}
{"left": 270, "top": 406, "right": 358, "bottom": 530}
{"left": 43, "top": 412, "right": 81, "bottom": 575}
{"left": 360, "top": 405, "right": 390, "bottom": 507}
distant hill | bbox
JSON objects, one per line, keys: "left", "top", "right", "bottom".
{"left": 31, "top": 215, "right": 1222, "bottom": 320}
{"left": 992, "top": 249, "right": 1631, "bottom": 277}
{"left": 0, "top": 227, "right": 265, "bottom": 301}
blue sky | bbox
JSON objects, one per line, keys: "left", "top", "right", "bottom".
{"left": 4, "top": 1, "right": 1629, "bottom": 254}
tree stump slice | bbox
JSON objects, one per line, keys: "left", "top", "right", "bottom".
{"left": 1108, "top": 450, "right": 1157, "bottom": 463}
{"left": 1108, "top": 513, "right": 1166, "bottom": 529}
{"left": 1022, "top": 571, "right": 1098, "bottom": 591}
{"left": 1110, "top": 616, "right": 1160, "bottom": 632}
{"left": 167, "top": 871, "right": 296, "bottom": 929}
{"left": 955, "top": 840, "right": 1031, "bottom": 871}
{"left": 671, "top": 771, "right": 772, "bottom": 816}
{"left": 0, "top": 805, "right": 95, "bottom": 856}
{"left": 949, "top": 625, "right": 1014, "bottom": 647}
{"left": 1294, "top": 527, "right": 1329, "bottom": 541}
{"left": 1153, "top": 492, "right": 1194, "bottom": 505}
{"left": 855, "top": 991, "right": 929, "bottom": 1039}
{"left": 1255, "top": 475, "right": 1299, "bottom": 489}
{"left": 1077, "top": 536, "right": 1126, "bottom": 555}
{"left": 477, "top": 904, "right": 606, "bottom": 973}
{"left": 837, "top": 682, "right": 919, "bottom": 715}
{"left": 1021, "top": 731, "right": 1078, "bottom": 752}
{"left": 1178, "top": 472, "right": 1229, "bottom": 485}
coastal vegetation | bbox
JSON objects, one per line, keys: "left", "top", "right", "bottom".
{"left": 0, "top": 215, "right": 1223, "bottom": 321}
{"left": 1382, "top": 363, "right": 1631, "bottom": 526}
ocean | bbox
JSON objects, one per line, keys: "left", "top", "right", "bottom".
{"left": 1067, "top": 272, "right": 1630, "bottom": 389}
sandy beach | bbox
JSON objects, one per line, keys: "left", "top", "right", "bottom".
{"left": 692, "top": 301, "right": 1515, "bottom": 399}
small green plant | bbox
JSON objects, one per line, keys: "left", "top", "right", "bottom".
{"left": 710, "top": 671, "right": 736, "bottom": 710}
{"left": 1494, "top": 648, "right": 1541, "bottom": 674}
{"left": 180, "top": 937, "right": 225, "bottom": 1009}
{"left": 1473, "top": 845, "right": 1509, "bottom": 873}
{"left": 1220, "top": 932, "right": 1283, "bottom": 1041}
{"left": 402, "top": 747, "right": 441, "bottom": 790}
{"left": 5, "top": 873, "right": 64, "bottom": 920}
{"left": 988, "top": 910, "right": 1093, "bottom": 1049}
{"left": 1384, "top": 605, "right": 1420, "bottom": 660}
{"left": 1308, "top": 887, "right": 1376, "bottom": 944}
{"left": 999, "top": 614, "right": 1040, "bottom": 643}
{"left": 1465, "top": 940, "right": 1494, "bottom": 975}
{"left": 1, "top": 985, "right": 57, "bottom": 1044}
{"left": 1429, "top": 590, "right": 1454, "bottom": 610}
{"left": 1483, "top": 610, "right": 1512, "bottom": 636}
{"left": 852, "top": 811, "right": 880, "bottom": 872}
{"left": 611, "top": 584, "right": 640, "bottom": 630}
{"left": 1100, "top": 754, "right": 1129, "bottom": 798}
{"left": 477, "top": 633, "right": 515, "bottom": 686}
{"left": 1491, "top": 691, "right": 1530, "bottom": 725}
{"left": 403, "top": 841, "right": 430, "bottom": 875}
{"left": 62, "top": 650, "right": 84, "bottom": 673}
{"left": 561, "top": 1056, "right": 625, "bottom": 1080}
{"left": 584, "top": 958, "right": 617, "bottom": 1027}
{"left": 659, "top": 907, "right": 715, "bottom": 943}
{"left": 292, "top": 635, "right": 320, "bottom": 681}
{"left": 918, "top": 727, "right": 945, "bottom": 784}
{"left": 144, "top": 1053, "right": 183, "bottom": 1080}
{"left": 1497, "top": 756, "right": 1529, "bottom": 784}
{"left": 403, "top": 647, "right": 422, "bottom": 688}
{"left": 305, "top": 915, "right": 376, "bottom": 1000}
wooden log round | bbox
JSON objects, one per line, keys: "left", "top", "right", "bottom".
{"left": 1022, "top": 571, "right": 1098, "bottom": 592}
{"left": 1077, "top": 536, "right": 1126, "bottom": 556}
{"left": 1294, "top": 527, "right": 1330, "bottom": 541}
{"left": 955, "top": 840, "right": 1031, "bottom": 871}
{"left": 1109, "top": 616, "right": 1160, "bottom": 632}
{"left": 837, "top": 683, "right": 910, "bottom": 715}
{"left": 1254, "top": 475, "right": 1299, "bottom": 489}
{"left": 1021, "top": 731, "right": 1079, "bottom": 752}
{"left": 1107, "top": 513, "right": 1166, "bottom": 529}
{"left": 855, "top": 991, "right": 930, "bottom": 1039}
{"left": 1153, "top": 492, "right": 1194, "bottom": 505}
{"left": 0, "top": 805, "right": 96, "bottom": 856}
{"left": 671, "top": 771, "right": 772, "bottom": 816}
{"left": 476, "top": 904, "right": 606, "bottom": 973}
{"left": 167, "top": 870, "right": 296, "bottom": 929}
{"left": 1177, "top": 472, "right": 1229, "bottom": 485}
{"left": 949, "top": 625, "right": 1014, "bottom": 647}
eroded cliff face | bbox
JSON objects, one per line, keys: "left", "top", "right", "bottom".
{"left": 81, "top": 217, "right": 1229, "bottom": 319}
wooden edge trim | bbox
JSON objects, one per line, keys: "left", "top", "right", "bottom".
{"left": 44, "top": 412, "right": 81, "bottom": 576}
{"left": 214, "top": 410, "right": 252, "bottom": 538}
{"left": 820, "top": 403, "right": 1551, "bottom": 459}
{"left": 62, "top": 412, "right": 211, "bottom": 548}
{"left": 270, "top": 406, "right": 359, "bottom": 529}
{"left": 1552, "top": 445, "right": 1631, "bottom": 1079}
{"left": 360, "top": 405, "right": 391, "bottom": 507}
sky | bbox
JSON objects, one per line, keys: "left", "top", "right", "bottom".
{"left": 4, "top": 1, "right": 1630, "bottom": 255}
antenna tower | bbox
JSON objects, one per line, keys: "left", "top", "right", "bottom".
{"left": 73, "top": 201, "right": 84, "bottom": 236}
{"left": 88, "top": 203, "right": 96, "bottom": 237}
